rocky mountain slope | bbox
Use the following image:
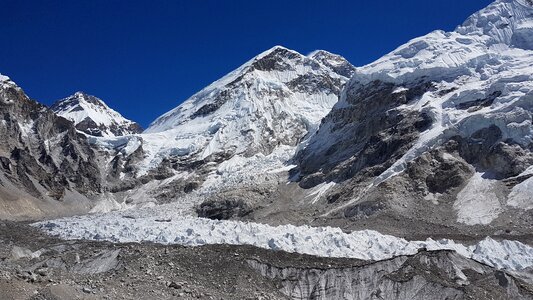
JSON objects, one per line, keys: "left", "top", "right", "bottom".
{"left": 51, "top": 92, "right": 142, "bottom": 137}
{"left": 0, "top": 76, "right": 103, "bottom": 220}
{"left": 284, "top": 0, "right": 533, "bottom": 235}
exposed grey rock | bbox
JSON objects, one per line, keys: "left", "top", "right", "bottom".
{"left": 0, "top": 77, "right": 102, "bottom": 219}
{"left": 11, "top": 246, "right": 42, "bottom": 260}
{"left": 296, "top": 80, "right": 434, "bottom": 188}
{"left": 248, "top": 250, "right": 533, "bottom": 300}
{"left": 71, "top": 249, "right": 121, "bottom": 275}
{"left": 196, "top": 199, "right": 252, "bottom": 220}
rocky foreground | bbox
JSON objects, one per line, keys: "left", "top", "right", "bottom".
{"left": 1, "top": 221, "right": 533, "bottom": 300}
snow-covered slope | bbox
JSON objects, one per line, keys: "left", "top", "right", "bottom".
{"left": 351, "top": 0, "right": 533, "bottom": 184}
{"left": 95, "top": 46, "right": 354, "bottom": 201}
{"left": 295, "top": 0, "right": 533, "bottom": 229}
{"left": 143, "top": 46, "right": 353, "bottom": 162}
{"left": 51, "top": 92, "right": 142, "bottom": 137}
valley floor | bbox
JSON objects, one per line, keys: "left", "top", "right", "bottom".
{"left": 0, "top": 220, "right": 290, "bottom": 299}
{"left": 2, "top": 217, "right": 533, "bottom": 299}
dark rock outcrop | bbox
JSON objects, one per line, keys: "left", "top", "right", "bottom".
{"left": 0, "top": 77, "right": 103, "bottom": 218}
{"left": 296, "top": 80, "right": 434, "bottom": 188}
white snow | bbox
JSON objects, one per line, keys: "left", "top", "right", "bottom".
{"left": 90, "top": 135, "right": 143, "bottom": 157}
{"left": 89, "top": 194, "right": 132, "bottom": 214}
{"left": 507, "top": 176, "right": 533, "bottom": 209}
{"left": 0, "top": 73, "right": 19, "bottom": 94}
{"left": 201, "top": 145, "right": 296, "bottom": 194}
{"left": 306, "top": 182, "right": 336, "bottom": 204}
{"left": 18, "top": 120, "right": 35, "bottom": 137}
{"left": 454, "top": 172, "right": 503, "bottom": 225}
{"left": 457, "top": 0, "right": 533, "bottom": 47}
{"left": 33, "top": 207, "right": 533, "bottom": 271}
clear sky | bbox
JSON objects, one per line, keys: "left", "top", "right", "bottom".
{"left": 0, "top": 0, "right": 492, "bottom": 128}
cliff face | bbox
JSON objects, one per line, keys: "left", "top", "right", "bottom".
{"left": 0, "top": 75, "right": 103, "bottom": 219}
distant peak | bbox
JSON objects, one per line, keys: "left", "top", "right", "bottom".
{"left": 247, "top": 46, "right": 306, "bottom": 72}
{"left": 51, "top": 92, "right": 142, "bottom": 137}
{"left": 0, "top": 73, "right": 19, "bottom": 90}
{"left": 307, "top": 50, "right": 345, "bottom": 61}
{"left": 254, "top": 45, "right": 302, "bottom": 61}
{"left": 268, "top": 45, "right": 290, "bottom": 51}
{"left": 52, "top": 92, "right": 109, "bottom": 112}
{"left": 263, "top": 45, "right": 292, "bottom": 54}
{"left": 307, "top": 49, "right": 331, "bottom": 58}
{"left": 308, "top": 49, "right": 356, "bottom": 78}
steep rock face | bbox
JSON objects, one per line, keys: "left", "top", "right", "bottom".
{"left": 51, "top": 92, "right": 142, "bottom": 137}
{"left": 248, "top": 250, "right": 533, "bottom": 300}
{"left": 0, "top": 75, "right": 103, "bottom": 219}
{"left": 292, "top": 0, "right": 533, "bottom": 231}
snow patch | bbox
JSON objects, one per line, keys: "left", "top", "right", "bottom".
{"left": 306, "top": 182, "right": 336, "bottom": 204}
{"left": 454, "top": 172, "right": 503, "bottom": 225}
{"left": 507, "top": 176, "right": 533, "bottom": 210}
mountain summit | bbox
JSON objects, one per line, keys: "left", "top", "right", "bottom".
{"left": 51, "top": 92, "right": 142, "bottom": 137}
{"left": 136, "top": 45, "right": 354, "bottom": 175}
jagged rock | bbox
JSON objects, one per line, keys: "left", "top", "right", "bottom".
{"left": 0, "top": 76, "right": 103, "bottom": 219}
{"left": 197, "top": 199, "right": 252, "bottom": 220}
{"left": 296, "top": 80, "right": 434, "bottom": 188}
{"left": 248, "top": 250, "right": 533, "bottom": 300}
{"left": 71, "top": 249, "right": 121, "bottom": 275}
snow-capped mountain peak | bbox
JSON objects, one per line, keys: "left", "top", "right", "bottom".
{"left": 117, "top": 45, "right": 355, "bottom": 190}
{"left": 0, "top": 73, "right": 20, "bottom": 92}
{"left": 146, "top": 46, "right": 353, "bottom": 133}
{"left": 296, "top": 0, "right": 533, "bottom": 227}
{"left": 0, "top": 73, "right": 9, "bottom": 82}
{"left": 51, "top": 92, "right": 142, "bottom": 137}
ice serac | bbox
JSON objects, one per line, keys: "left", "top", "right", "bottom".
{"left": 101, "top": 45, "right": 354, "bottom": 205}
{"left": 293, "top": 0, "right": 533, "bottom": 232}
{"left": 0, "top": 74, "right": 103, "bottom": 220}
{"left": 51, "top": 92, "right": 142, "bottom": 137}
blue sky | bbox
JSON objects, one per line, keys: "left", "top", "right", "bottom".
{"left": 0, "top": 0, "right": 492, "bottom": 128}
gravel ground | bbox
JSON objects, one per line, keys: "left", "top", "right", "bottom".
{"left": 0, "top": 221, "right": 369, "bottom": 300}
